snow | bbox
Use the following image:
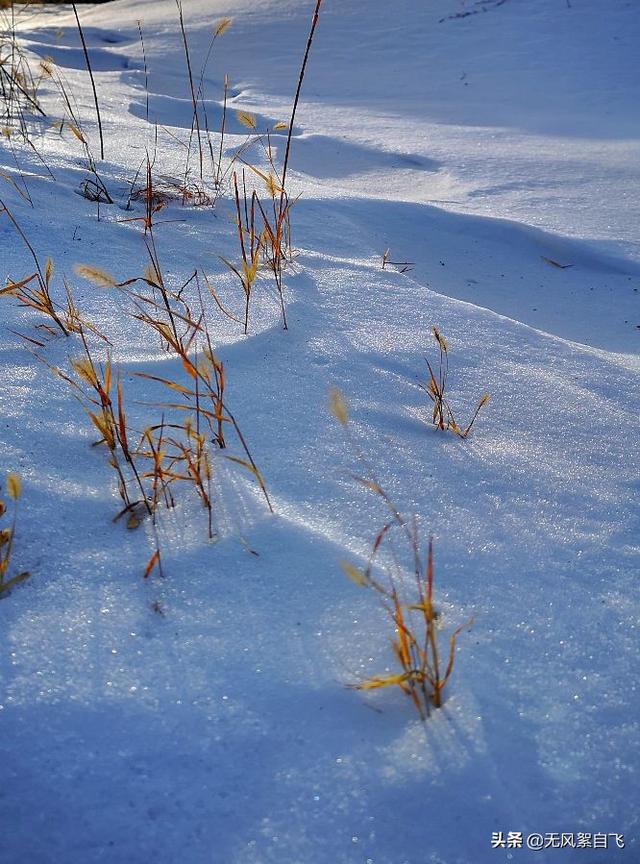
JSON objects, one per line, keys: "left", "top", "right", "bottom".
{"left": 1, "top": 0, "right": 638, "bottom": 862}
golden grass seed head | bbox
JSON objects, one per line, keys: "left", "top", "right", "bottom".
{"left": 74, "top": 263, "right": 117, "bottom": 288}
{"left": 6, "top": 474, "right": 21, "bottom": 500}
{"left": 328, "top": 387, "right": 348, "bottom": 425}
{"left": 214, "top": 17, "right": 232, "bottom": 38}
{"left": 341, "top": 560, "right": 367, "bottom": 586}
{"left": 236, "top": 111, "right": 257, "bottom": 130}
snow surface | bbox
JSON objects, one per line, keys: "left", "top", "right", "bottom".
{"left": 1, "top": 0, "right": 639, "bottom": 862}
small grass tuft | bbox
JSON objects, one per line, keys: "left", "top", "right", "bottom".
{"left": 332, "top": 387, "right": 472, "bottom": 719}
{"left": 423, "top": 326, "right": 489, "bottom": 438}
{"left": 342, "top": 533, "right": 470, "bottom": 719}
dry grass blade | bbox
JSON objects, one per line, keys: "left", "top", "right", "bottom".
{"left": 143, "top": 548, "right": 161, "bottom": 578}
{"left": 72, "top": 4, "right": 105, "bottom": 160}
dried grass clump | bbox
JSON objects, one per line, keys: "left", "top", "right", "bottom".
{"left": 0, "top": 473, "right": 29, "bottom": 597}
{"left": 342, "top": 533, "right": 469, "bottom": 718}
{"left": 177, "top": 4, "right": 235, "bottom": 193}
{"left": 330, "top": 387, "right": 471, "bottom": 719}
{"left": 220, "top": 144, "right": 297, "bottom": 333}
{"left": 36, "top": 330, "right": 165, "bottom": 579}
{"left": 128, "top": 160, "right": 213, "bottom": 214}
{"left": 216, "top": 0, "right": 323, "bottom": 331}
{"left": 0, "top": 0, "right": 329, "bottom": 586}
{"left": 423, "top": 326, "right": 489, "bottom": 438}
{"left": 72, "top": 249, "right": 272, "bottom": 533}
